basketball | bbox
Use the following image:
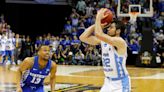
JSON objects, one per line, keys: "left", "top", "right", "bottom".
{"left": 101, "top": 9, "right": 113, "bottom": 24}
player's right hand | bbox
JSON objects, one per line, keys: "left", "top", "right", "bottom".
{"left": 16, "top": 87, "right": 22, "bottom": 92}
{"left": 101, "top": 22, "right": 108, "bottom": 28}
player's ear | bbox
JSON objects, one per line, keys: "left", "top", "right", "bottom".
{"left": 37, "top": 50, "right": 40, "bottom": 56}
{"left": 116, "top": 29, "right": 121, "bottom": 34}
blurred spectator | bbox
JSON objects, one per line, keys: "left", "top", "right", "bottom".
{"left": 35, "top": 36, "right": 43, "bottom": 52}
{"left": 86, "top": 4, "right": 94, "bottom": 17}
{"left": 71, "top": 35, "right": 81, "bottom": 45}
{"left": 0, "top": 34, "right": 6, "bottom": 64}
{"left": 63, "top": 36, "right": 71, "bottom": 48}
{"left": 76, "top": 0, "right": 87, "bottom": 15}
{"left": 155, "top": 29, "right": 164, "bottom": 42}
{"left": 22, "top": 35, "right": 26, "bottom": 42}
{"left": 56, "top": 45, "right": 66, "bottom": 64}
{"left": 50, "top": 36, "right": 59, "bottom": 52}
{"left": 72, "top": 27, "right": 78, "bottom": 36}
{"left": 51, "top": 52, "right": 58, "bottom": 63}
{"left": 43, "top": 36, "right": 51, "bottom": 45}
{"left": 14, "top": 34, "right": 22, "bottom": 65}
{"left": 128, "top": 38, "right": 140, "bottom": 54}
{"left": 92, "top": 47, "right": 101, "bottom": 66}
{"left": 64, "top": 21, "right": 72, "bottom": 34}
{"left": 74, "top": 50, "right": 85, "bottom": 65}
{"left": 85, "top": 47, "right": 94, "bottom": 65}
{"left": 71, "top": 14, "right": 79, "bottom": 27}
{"left": 21, "top": 36, "right": 33, "bottom": 60}
{"left": 77, "top": 22, "right": 85, "bottom": 36}
{"left": 5, "top": 32, "right": 15, "bottom": 65}
{"left": 153, "top": 17, "right": 163, "bottom": 29}
{"left": 0, "top": 14, "right": 5, "bottom": 23}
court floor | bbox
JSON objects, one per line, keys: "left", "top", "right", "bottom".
{"left": 0, "top": 65, "right": 164, "bottom": 92}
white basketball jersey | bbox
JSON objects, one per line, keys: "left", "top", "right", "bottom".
{"left": 6, "top": 38, "right": 15, "bottom": 50}
{"left": 101, "top": 41, "right": 129, "bottom": 78}
{"left": 0, "top": 38, "right": 6, "bottom": 51}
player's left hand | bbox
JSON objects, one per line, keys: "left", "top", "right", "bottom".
{"left": 96, "top": 8, "right": 108, "bottom": 20}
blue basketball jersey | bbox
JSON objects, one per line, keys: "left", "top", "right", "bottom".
{"left": 21, "top": 56, "right": 52, "bottom": 90}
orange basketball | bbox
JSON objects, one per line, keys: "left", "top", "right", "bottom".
{"left": 101, "top": 9, "right": 113, "bottom": 24}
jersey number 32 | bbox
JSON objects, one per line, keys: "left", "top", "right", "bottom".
{"left": 103, "top": 58, "right": 110, "bottom": 67}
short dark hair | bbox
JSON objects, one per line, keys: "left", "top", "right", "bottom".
{"left": 38, "top": 44, "right": 50, "bottom": 51}
{"left": 112, "top": 19, "right": 125, "bottom": 32}
{"left": 112, "top": 19, "right": 126, "bottom": 36}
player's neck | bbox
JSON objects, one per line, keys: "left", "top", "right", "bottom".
{"left": 38, "top": 57, "right": 48, "bottom": 69}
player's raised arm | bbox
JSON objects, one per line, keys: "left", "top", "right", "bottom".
{"left": 95, "top": 9, "right": 127, "bottom": 55}
{"left": 79, "top": 24, "right": 101, "bottom": 45}
{"left": 50, "top": 61, "right": 57, "bottom": 92}
{"left": 16, "top": 57, "right": 33, "bottom": 92}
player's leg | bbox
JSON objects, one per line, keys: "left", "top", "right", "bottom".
{"left": 121, "top": 76, "right": 131, "bottom": 92}
{"left": 10, "top": 50, "right": 15, "bottom": 65}
{"left": 0, "top": 51, "right": 4, "bottom": 63}
{"left": 107, "top": 76, "right": 131, "bottom": 92}
{"left": 100, "top": 77, "right": 131, "bottom": 92}
{"left": 5, "top": 50, "right": 12, "bottom": 69}
{"left": 100, "top": 78, "right": 112, "bottom": 92}
{"left": 5, "top": 50, "right": 9, "bottom": 65}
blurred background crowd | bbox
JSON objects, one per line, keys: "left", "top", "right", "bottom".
{"left": 0, "top": 0, "right": 163, "bottom": 66}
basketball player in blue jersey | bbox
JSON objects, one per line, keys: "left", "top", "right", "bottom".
{"left": 16, "top": 45, "right": 57, "bottom": 92}
{"left": 80, "top": 8, "right": 131, "bottom": 92}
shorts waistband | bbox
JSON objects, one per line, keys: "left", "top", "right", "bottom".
{"left": 106, "top": 75, "right": 129, "bottom": 81}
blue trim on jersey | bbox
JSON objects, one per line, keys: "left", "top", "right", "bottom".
{"left": 114, "top": 54, "right": 126, "bottom": 78}
{"left": 119, "top": 56, "right": 126, "bottom": 77}
{"left": 121, "top": 76, "right": 130, "bottom": 92}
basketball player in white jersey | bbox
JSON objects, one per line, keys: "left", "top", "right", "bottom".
{"left": 5, "top": 33, "right": 15, "bottom": 65}
{"left": 80, "top": 8, "right": 131, "bottom": 92}
{"left": 0, "top": 34, "right": 6, "bottom": 64}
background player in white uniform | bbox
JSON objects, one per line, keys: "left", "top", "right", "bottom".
{"left": 5, "top": 33, "right": 15, "bottom": 65}
{"left": 0, "top": 34, "right": 6, "bottom": 64}
{"left": 80, "top": 8, "right": 131, "bottom": 92}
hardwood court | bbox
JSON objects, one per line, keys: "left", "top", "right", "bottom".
{"left": 0, "top": 65, "right": 164, "bottom": 92}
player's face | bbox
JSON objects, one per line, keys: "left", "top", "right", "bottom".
{"left": 107, "top": 23, "right": 117, "bottom": 36}
{"left": 39, "top": 46, "right": 50, "bottom": 61}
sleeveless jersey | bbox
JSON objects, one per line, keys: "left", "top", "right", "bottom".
{"left": 101, "top": 41, "right": 129, "bottom": 79}
{"left": 5, "top": 38, "right": 15, "bottom": 50}
{"left": 0, "top": 38, "right": 6, "bottom": 51}
{"left": 21, "top": 56, "right": 52, "bottom": 88}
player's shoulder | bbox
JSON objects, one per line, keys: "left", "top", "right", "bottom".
{"left": 50, "top": 61, "right": 57, "bottom": 69}
{"left": 24, "top": 57, "right": 34, "bottom": 61}
{"left": 19, "top": 57, "right": 35, "bottom": 70}
{"left": 115, "top": 37, "right": 126, "bottom": 44}
{"left": 114, "top": 37, "right": 125, "bottom": 41}
{"left": 23, "top": 57, "right": 35, "bottom": 66}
